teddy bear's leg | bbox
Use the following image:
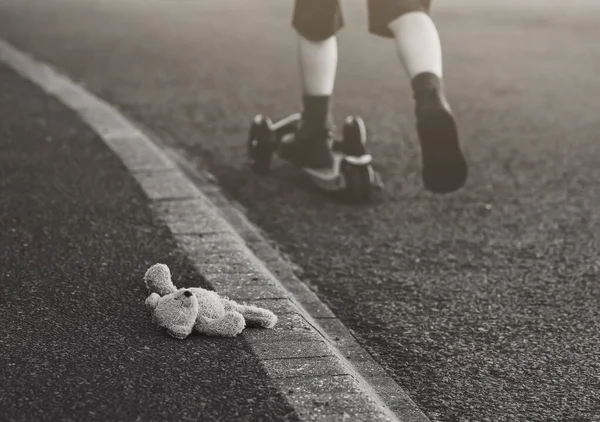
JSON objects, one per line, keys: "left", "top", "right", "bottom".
{"left": 233, "top": 304, "right": 278, "bottom": 329}
{"left": 166, "top": 324, "right": 194, "bottom": 340}
{"left": 194, "top": 312, "right": 246, "bottom": 337}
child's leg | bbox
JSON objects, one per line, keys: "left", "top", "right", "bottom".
{"left": 287, "top": 0, "right": 343, "bottom": 169}
{"left": 388, "top": 11, "right": 442, "bottom": 79}
{"left": 369, "top": 1, "right": 468, "bottom": 193}
{"left": 296, "top": 28, "right": 338, "bottom": 97}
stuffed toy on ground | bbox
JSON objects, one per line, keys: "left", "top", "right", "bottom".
{"left": 143, "top": 263, "right": 278, "bottom": 339}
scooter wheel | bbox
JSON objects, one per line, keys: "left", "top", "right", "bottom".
{"left": 341, "top": 115, "right": 368, "bottom": 156}
{"left": 340, "top": 116, "right": 371, "bottom": 203}
{"left": 341, "top": 160, "right": 372, "bottom": 204}
{"left": 248, "top": 114, "right": 275, "bottom": 174}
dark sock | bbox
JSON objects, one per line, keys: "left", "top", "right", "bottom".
{"left": 280, "top": 94, "right": 334, "bottom": 169}
{"left": 301, "top": 95, "right": 332, "bottom": 132}
{"left": 411, "top": 72, "right": 442, "bottom": 100}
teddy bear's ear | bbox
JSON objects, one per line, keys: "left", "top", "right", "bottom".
{"left": 145, "top": 293, "right": 161, "bottom": 310}
{"left": 144, "top": 263, "right": 177, "bottom": 296}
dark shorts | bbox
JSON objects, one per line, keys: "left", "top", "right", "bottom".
{"left": 292, "top": 0, "right": 432, "bottom": 41}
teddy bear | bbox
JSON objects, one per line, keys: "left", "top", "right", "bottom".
{"left": 143, "top": 263, "right": 278, "bottom": 339}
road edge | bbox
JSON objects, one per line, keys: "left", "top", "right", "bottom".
{"left": 0, "top": 39, "right": 431, "bottom": 422}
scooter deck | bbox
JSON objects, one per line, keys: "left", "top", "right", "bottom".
{"left": 275, "top": 132, "right": 382, "bottom": 192}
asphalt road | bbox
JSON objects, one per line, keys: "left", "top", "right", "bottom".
{"left": 0, "top": 63, "right": 299, "bottom": 422}
{"left": 1, "top": 1, "right": 599, "bottom": 421}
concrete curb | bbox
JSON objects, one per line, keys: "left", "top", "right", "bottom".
{"left": 0, "top": 39, "right": 431, "bottom": 422}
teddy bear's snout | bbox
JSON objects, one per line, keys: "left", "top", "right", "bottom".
{"left": 183, "top": 290, "right": 192, "bottom": 297}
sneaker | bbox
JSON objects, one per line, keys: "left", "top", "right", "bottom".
{"left": 415, "top": 85, "right": 468, "bottom": 194}
{"left": 280, "top": 120, "right": 335, "bottom": 170}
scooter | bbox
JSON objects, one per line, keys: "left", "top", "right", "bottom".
{"left": 247, "top": 112, "right": 383, "bottom": 203}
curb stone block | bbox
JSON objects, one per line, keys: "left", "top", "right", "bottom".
{"left": 50, "top": 79, "right": 95, "bottom": 111}
{"left": 367, "top": 377, "right": 430, "bottom": 421}
{"left": 194, "top": 261, "right": 261, "bottom": 274}
{"left": 208, "top": 273, "right": 280, "bottom": 290}
{"left": 316, "top": 319, "right": 360, "bottom": 348}
{"left": 348, "top": 358, "right": 389, "bottom": 378}
{"left": 341, "top": 344, "right": 374, "bottom": 362}
{"left": 220, "top": 284, "right": 289, "bottom": 300}
{"left": 175, "top": 233, "right": 248, "bottom": 255}
{"left": 151, "top": 199, "right": 233, "bottom": 234}
{"left": 298, "top": 412, "right": 394, "bottom": 422}
{"left": 246, "top": 242, "right": 287, "bottom": 264}
{"left": 250, "top": 341, "right": 333, "bottom": 360}
{"left": 217, "top": 207, "right": 266, "bottom": 243}
{"left": 152, "top": 197, "right": 214, "bottom": 215}
{"left": 279, "top": 277, "right": 316, "bottom": 296}
{"left": 135, "top": 170, "right": 200, "bottom": 200}
{"left": 202, "top": 250, "right": 256, "bottom": 263}
{"left": 77, "top": 103, "right": 136, "bottom": 139}
{"left": 296, "top": 295, "right": 337, "bottom": 319}
{"left": 244, "top": 327, "right": 324, "bottom": 344}
{"left": 104, "top": 135, "right": 175, "bottom": 172}
{"left": 198, "top": 268, "right": 264, "bottom": 281}
{"left": 271, "top": 312, "right": 313, "bottom": 331}
{"left": 264, "top": 262, "right": 300, "bottom": 284}
{"left": 241, "top": 298, "right": 301, "bottom": 315}
{"left": 286, "top": 392, "right": 383, "bottom": 417}
{"left": 274, "top": 375, "right": 361, "bottom": 396}
{"left": 261, "top": 356, "right": 352, "bottom": 379}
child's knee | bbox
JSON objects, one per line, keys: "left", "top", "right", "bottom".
{"left": 292, "top": 0, "right": 344, "bottom": 42}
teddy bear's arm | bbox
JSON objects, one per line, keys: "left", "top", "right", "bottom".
{"left": 145, "top": 293, "right": 161, "bottom": 310}
{"left": 232, "top": 303, "right": 278, "bottom": 329}
{"left": 194, "top": 312, "right": 245, "bottom": 337}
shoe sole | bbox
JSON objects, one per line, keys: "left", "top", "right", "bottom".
{"left": 417, "top": 108, "right": 468, "bottom": 194}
